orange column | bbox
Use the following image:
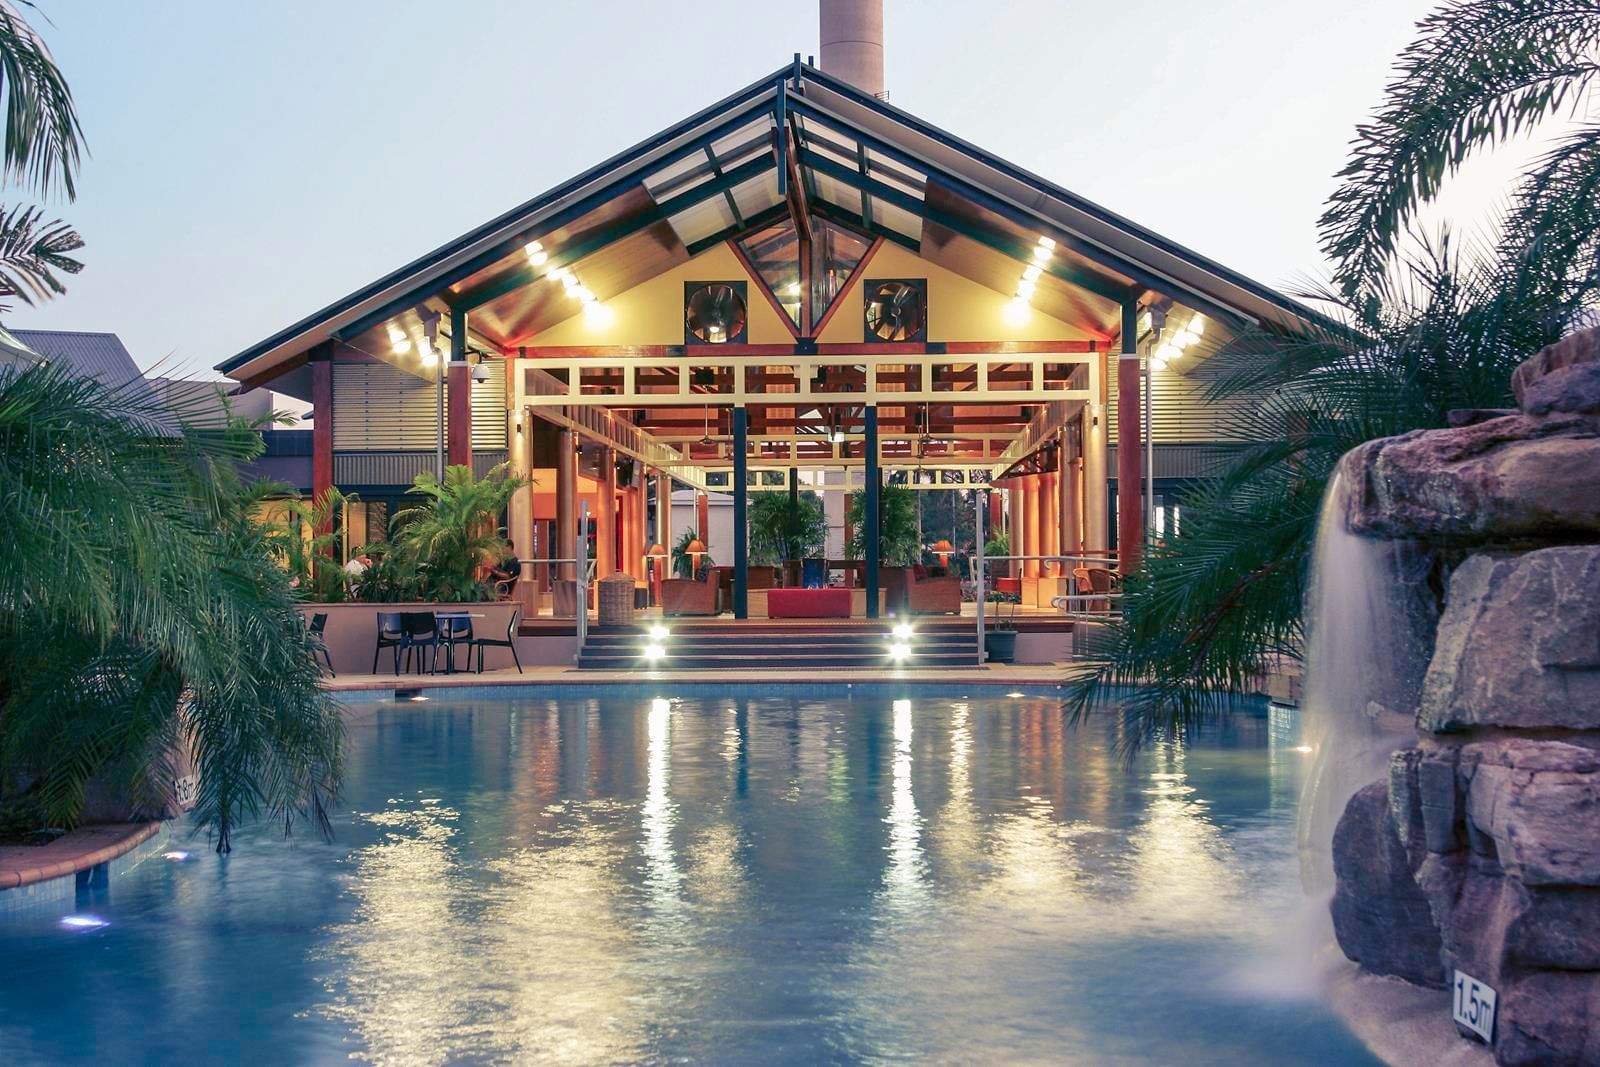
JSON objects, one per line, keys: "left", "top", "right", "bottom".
{"left": 695, "top": 490, "right": 709, "bottom": 542}
{"left": 1020, "top": 478, "right": 1037, "bottom": 579}
{"left": 1043, "top": 470, "right": 1060, "bottom": 576}
{"left": 597, "top": 447, "right": 616, "bottom": 579}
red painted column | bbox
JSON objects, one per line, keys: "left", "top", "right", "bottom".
{"left": 1117, "top": 350, "right": 1143, "bottom": 573}
{"left": 311, "top": 357, "right": 333, "bottom": 534}
{"left": 695, "top": 490, "right": 709, "bottom": 543}
{"left": 987, "top": 487, "right": 1004, "bottom": 546}
{"left": 447, "top": 362, "right": 471, "bottom": 468}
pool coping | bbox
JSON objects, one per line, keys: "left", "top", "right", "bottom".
{"left": 0, "top": 821, "right": 163, "bottom": 891}
{"left": 323, "top": 666, "right": 1072, "bottom": 699}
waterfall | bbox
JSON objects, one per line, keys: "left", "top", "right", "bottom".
{"left": 1296, "top": 470, "right": 1432, "bottom": 895}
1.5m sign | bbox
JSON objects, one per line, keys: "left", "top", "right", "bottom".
{"left": 1453, "top": 970, "right": 1496, "bottom": 1044}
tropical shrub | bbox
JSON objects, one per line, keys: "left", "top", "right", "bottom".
{"left": 671, "top": 526, "right": 712, "bottom": 578}
{"left": 391, "top": 462, "right": 525, "bottom": 602}
{"left": 0, "top": 365, "right": 342, "bottom": 850}
{"left": 845, "top": 481, "right": 919, "bottom": 565}
{"left": 748, "top": 490, "right": 826, "bottom": 565}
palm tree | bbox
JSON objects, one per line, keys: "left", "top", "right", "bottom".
{"left": 1063, "top": 228, "right": 1597, "bottom": 750}
{"left": 748, "top": 490, "right": 827, "bottom": 566}
{"left": 0, "top": 2, "right": 84, "bottom": 309}
{"left": 1064, "top": 3, "right": 1600, "bottom": 752}
{"left": 845, "top": 482, "right": 920, "bottom": 565}
{"left": 391, "top": 462, "right": 525, "bottom": 602}
{"left": 0, "top": 363, "right": 341, "bottom": 850}
{"left": 1319, "top": 1, "right": 1600, "bottom": 301}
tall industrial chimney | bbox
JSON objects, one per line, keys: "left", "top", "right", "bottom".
{"left": 819, "top": 0, "right": 885, "bottom": 98}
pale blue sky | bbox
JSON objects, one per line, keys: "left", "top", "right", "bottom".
{"left": 7, "top": 0, "right": 1440, "bottom": 377}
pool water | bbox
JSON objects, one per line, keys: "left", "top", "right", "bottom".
{"left": 0, "top": 688, "right": 1376, "bottom": 1065}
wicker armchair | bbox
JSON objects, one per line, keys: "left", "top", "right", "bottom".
{"left": 907, "top": 574, "right": 962, "bottom": 615}
{"left": 661, "top": 573, "right": 718, "bottom": 616}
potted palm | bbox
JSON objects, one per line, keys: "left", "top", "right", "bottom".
{"left": 748, "top": 491, "right": 826, "bottom": 586}
{"left": 984, "top": 590, "right": 1019, "bottom": 663}
{"left": 391, "top": 462, "right": 526, "bottom": 602}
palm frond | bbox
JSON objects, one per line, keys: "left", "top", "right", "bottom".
{"left": 1318, "top": 0, "right": 1600, "bottom": 296}
{"left": 0, "top": 0, "right": 82, "bottom": 198}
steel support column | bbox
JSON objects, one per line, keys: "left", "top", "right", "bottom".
{"left": 864, "top": 406, "right": 880, "bottom": 619}
{"left": 733, "top": 406, "right": 749, "bottom": 620}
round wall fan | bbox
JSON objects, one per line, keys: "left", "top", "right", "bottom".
{"left": 864, "top": 279, "right": 926, "bottom": 342}
{"left": 685, "top": 282, "right": 747, "bottom": 344}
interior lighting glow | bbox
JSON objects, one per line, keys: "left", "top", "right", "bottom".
{"left": 523, "top": 240, "right": 548, "bottom": 267}
{"left": 1155, "top": 342, "right": 1179, "bottom": 362}
{"left": 547, "top": 265, "right": 570, "bottom": 283}
{"left": 576, "top": 286, "right": 597, "bottom": 304}
{"left": 1036, "top": 236, "right": 1056, "bottom": 250}
{"left": 1188, "top": 315, "right": 1205, "bottom": 337}
{"left": 1003, "top": 297, "right": 1031, "bottom": 325}
{"left": 1022, "top": 264, "right": 1042, "bottom": 282}
{"left": 1015, "top": 279, "right": 1036, "bottom": 299}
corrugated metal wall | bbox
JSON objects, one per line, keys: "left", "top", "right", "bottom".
{"left": 470, "top": 359, "right": 507, "bottom": 450}
{"left": 1106, "top": 359, "right": 1264, "bottom": 444}
{"left": 334, "top": 450, "right": 510, "bottom": 487}
{"left": 331, "top": 360, "right": 506, "bottom": 450}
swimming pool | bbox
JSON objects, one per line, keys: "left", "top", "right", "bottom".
{"left": 0, "top": 687, "right": 1375, "bottom": 1065}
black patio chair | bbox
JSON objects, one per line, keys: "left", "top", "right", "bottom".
{"left": 309, "top": 612, "right": 335, "bottom": 676}
{"left": 374, "top": 612, "right": 407, "bottom": 674}
{"left": 401, "top": 612, "right": 441, "bottom": 674}
{"left": 473, "top": 606, "right": 523, "bottom": 674}
{"left": 438, "top": 614, "right": 474, "bottom": 674}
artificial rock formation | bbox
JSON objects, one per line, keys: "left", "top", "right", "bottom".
{"left": 1330, "top": 328, "right": 1600, "bottom": 1066}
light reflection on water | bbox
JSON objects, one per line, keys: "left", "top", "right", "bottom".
{"left": 0, "top": 691, "right": 1377, "bottom": 1066}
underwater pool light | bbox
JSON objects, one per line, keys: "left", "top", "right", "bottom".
{"left": 1007, "top": 691, "right": 1025, "bottom": 699}
{"left": 162, "top": 850, "right": 190, "bottom": 862}
{"left": 60, "top": 915, "right": 108, "bottom": 930}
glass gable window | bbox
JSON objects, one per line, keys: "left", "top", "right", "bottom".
{"left": 737, "top": 221, "right": 802, "bottom": 328}
{"left": 809, "top": 217, "right": 871, "bottom": 331}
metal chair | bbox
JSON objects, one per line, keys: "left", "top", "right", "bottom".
{"left": 439, "top": 614, "right": 474, "bottom": 673}
{"left": 400, "top": 612, "right": 441, "bottom": 674}
{"left": 374, "top": 612, "right": 407, "bottom": 674}
{"left": 472, "top": 606, "right": 523, "bottom": 674}
{"left": 309, "top": 612, "right": 335, "bottom": 676}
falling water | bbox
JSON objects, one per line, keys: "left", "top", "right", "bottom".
{"left": 1296, "top": 470, "right": 1433, "bottom": 895}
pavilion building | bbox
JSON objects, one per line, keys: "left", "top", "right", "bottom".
{"left": 217, "top": 3, "right": 1318, "bottom": 630}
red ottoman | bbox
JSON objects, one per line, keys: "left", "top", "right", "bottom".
{"left": 767, "top": 587, "right": 852, "bottom": 618}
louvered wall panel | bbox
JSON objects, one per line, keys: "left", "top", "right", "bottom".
{"left": 1108, "top": 444, "right": 1244, "bottom": 481}
{"left": 332, "top": 362, "right": 444, "bottom": 451}
{"left": 333, "top": 360, "right": 506, "bottom": 451}
{"left": 1106, "top": 361, "right": 1266, "bottom": 445}
{"left": 471, "top": 359, "right": 507, "bottom": 450}
{"left": 334, "top": 449, "right": 511, "bottom": 488}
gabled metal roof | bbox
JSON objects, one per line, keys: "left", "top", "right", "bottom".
{"left": 218, "top": 60, "right": 1326, "bottom": 385}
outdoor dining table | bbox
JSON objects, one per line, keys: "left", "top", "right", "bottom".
{"left": 432, "top": 610, "right": 484, "bottom": 675}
